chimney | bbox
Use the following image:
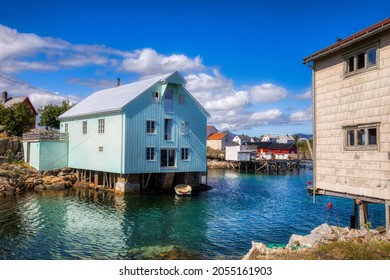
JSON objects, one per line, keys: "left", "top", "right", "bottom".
{"left": 117, "top": 78, "right": 121, "bottom": 87}
{"left": 2, "top": 91, "right": 8, "bottom": 103}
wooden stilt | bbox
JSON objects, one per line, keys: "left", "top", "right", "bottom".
{"left": 359, "top": 201, "right": 368, "bottom": 229}
{"left": 144, "top": 173, "right": 152, "bottom": 190}
{"left": 385, "top": 200, "right": 390, "bottom": 230}
{"left": 352, "top": 199, "right": 359, "bottom": 229}
{"left": 94, "top": 172, "right": 98, "bottom": 187}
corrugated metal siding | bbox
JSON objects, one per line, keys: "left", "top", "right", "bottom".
{"left": 123, "top": 83, "right": 207, "bottom": 174}
{"left": 61, "top": 113, "right": 123, "bottom": 173}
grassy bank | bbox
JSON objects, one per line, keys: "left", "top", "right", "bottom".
{"left": 252, "top": 240, "right": 390, "bottom": 260}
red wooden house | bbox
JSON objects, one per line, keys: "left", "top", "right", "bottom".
{"left": 1, "top": 91, "right": 37, "bottom": 128}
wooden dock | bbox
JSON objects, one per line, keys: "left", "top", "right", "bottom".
{"left": 223, "top": 159, "right": 307, "bottom": 174}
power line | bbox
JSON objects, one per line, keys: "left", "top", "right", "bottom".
{"left": 0, "top": 74, "right": 81, "bottom": 101}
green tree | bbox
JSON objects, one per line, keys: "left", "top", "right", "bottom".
{"left": 0, "top": 102, "right": 35, "bottom": 136}
{"left": 38, "top": 101, "right": 73, "bottom": 129}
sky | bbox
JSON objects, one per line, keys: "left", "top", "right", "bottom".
{"left": 0, "top": 0, "right": 389, "bottom": 136}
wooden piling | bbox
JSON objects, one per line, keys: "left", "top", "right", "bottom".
{"left": 385, "top": 200, "right": 390, "bottom": 230}
{"left": 359, "top": 201, "right": 368, "bottom": 229}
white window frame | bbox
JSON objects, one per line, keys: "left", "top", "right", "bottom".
{"left": 181, "top": 147, "right": 190, "bottom": 160}
{"left": 164, "top": 89, "right": 174, "bottom": 112}
{"left": 161, "top": 148, "right": 176, "bottom": 167}
{"left": 164, "top": 118, "right": 173, "bottom": 141}
{"left": 152, "top": 91, "right": 159, "bottom": 103}
{"left": 344, "top": 123, "right": 379, "bottom": 151}
{"left": 98, "top": 119, "right": 105, "bottom": 134}
{"left": 146, "top": 147, "right": 155, "bottom": 161}
{"left": 64, "top": 123, "right": 68, "bottom": 133}
{"left": 82, "top": 121, "right": 87, "bottom": 135}
{"left": 180, "top": 121, "right": 189, "bottom": 136}
{"left": 146, "top": 120, "right": 156, "bottom": 134}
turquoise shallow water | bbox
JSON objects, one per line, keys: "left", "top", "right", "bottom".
{"left": 0, "top": 169, "right": 386, "bottom": 259}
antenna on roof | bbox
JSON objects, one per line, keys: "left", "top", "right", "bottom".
{"left": 117, "top": 78, "right": 121, "bottom": 87}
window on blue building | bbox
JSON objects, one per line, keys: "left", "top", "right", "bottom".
{"left": 161, "top": 149, "right": 175, "bottom": 167}
{"left": 181, "top": 148, "right": 189, "bottom": 160}
{"left": 164, "top": 118, "right": 173, "bottom": 140}
{"left": 164, "top": 89, "right": 173, "bottom": 112}
{"left": 147, "top": 120, "right": 155, "bottom": 134}
{"left": 146, "top": 147, "right": 155, "bottom": 161}
{"left": 180, "top": 121, "right": 189, "bottom": 136}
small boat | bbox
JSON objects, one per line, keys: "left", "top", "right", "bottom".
{"left": 174, "top": 184, "right": 192, "bottom": 196}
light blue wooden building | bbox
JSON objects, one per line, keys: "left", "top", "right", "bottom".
{"left": 22, "top": 131, "right": 69, "bottom": 171}
{"left": 55, "top": 71, "right": 209, "bottom": 192}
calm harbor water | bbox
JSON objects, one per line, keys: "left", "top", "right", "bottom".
{"left": 0, "top": 169, "right": 386, "bottom": 260}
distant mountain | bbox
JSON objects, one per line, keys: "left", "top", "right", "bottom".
{"left": 293, "top": 133, "right": 313, "bottom": 139}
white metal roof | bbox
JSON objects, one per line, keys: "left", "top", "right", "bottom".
{"left": 58, "top": 72, "right": 175, "bottom": 120}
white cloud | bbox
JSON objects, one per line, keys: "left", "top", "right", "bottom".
{"left": 0, "top": 78, "right": 78, "bottom": 109}
{"left": 203, "top": 90, "right": 249, "bottom": 111}
{"left": 249, "top": 83, "right": 288, "bottom": 103}
{"left": 250, "top": 109, "right": 283, "bottom": 121}
{"left": 185, "top": 70, "right": 300, "bottom": 131}
{"left": 295, "top": 88, "right": 312, "bottom": 99}
{"left": 289, "top": 108, "right": 313, "bottom": 122}
{"left": 28, "top": 93, "right": 77, "bottom": 109}
{"left": 0, "top": 25, "right": 54, "bottom": 61}
{"left": 121, "top": 48, "right": 204, "bottom": 75}
{"left": 0, "top": 24, "right": 128, "bottom": 74}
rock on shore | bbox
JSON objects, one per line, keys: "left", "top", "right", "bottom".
{"left": 242, "top": 223, "right": 390, "bottom": 260}
{"left": 0, "top": 163, "right": 77, "bottom": 196}
{"left": 207, "top": 159, "right": 239, "bottom": 169}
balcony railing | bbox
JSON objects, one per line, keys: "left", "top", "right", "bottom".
{"left": 23, "top": 130, "right": 69, "bottom": 142}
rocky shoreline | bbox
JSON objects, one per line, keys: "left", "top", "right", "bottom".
{"left": 207, "top": 159, "right": 239, "bottom": 169}
{"left": 0, "top": 163, "right": 78, "bottom": 196}
{"left": 243, "top": 223, "right": 390, "bottom": 260}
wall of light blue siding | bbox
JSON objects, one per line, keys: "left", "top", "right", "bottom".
{"left": 123, "top": 83, "right": 207, "bottom": 174}
{"left": 39, "top": 141, "right": 68, "bottom": 170}
{"left": 24, "top": 142, "right": 40, "bottom": 170}
{"left": 60, "top": 113, "right": 123, "bottom": 173}
{"left": 23, "top": 141, "right": 68, "bottom": 171}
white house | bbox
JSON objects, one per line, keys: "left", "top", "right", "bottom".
{"left": 232, "top": 134, "right": 253, "bottom": 145}
{"left": 261, "top": 134, "right": 277, "bottom": 142}
{"left": 277, "top": 135, "right": 295, "bottom": 144}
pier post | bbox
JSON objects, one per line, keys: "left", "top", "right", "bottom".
{"left": 385, "top": 200, "right": 390, "bottom": 230}
{"left": 359, "top": 201, "right": 368, "bottom": 229}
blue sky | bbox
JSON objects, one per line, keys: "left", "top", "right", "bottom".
{"left": 1, "top": 0, "right": 389, "bottom": 136}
